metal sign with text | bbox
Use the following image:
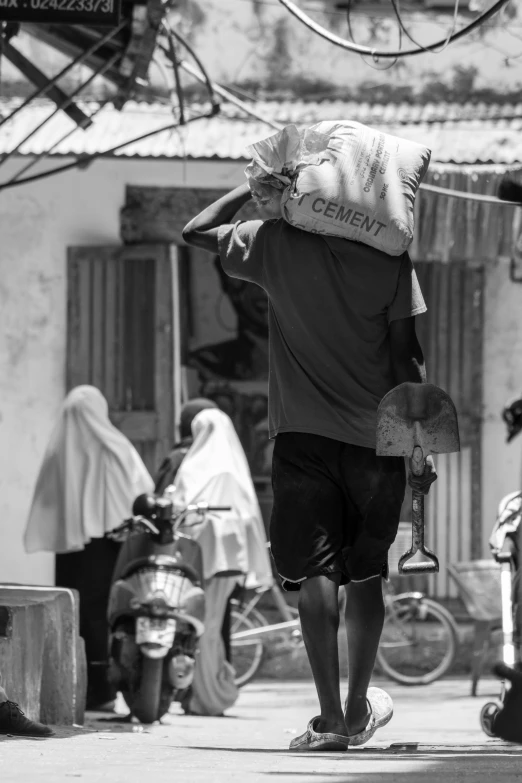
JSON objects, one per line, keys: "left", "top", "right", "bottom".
{"left": 0, "top": 0, "right": 121, "bottom": 26}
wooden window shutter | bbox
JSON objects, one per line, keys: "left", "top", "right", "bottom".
{"left": 66, "top": 244, "right": 180, "bottom": 475}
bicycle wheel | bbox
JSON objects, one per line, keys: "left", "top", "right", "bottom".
{"left": 230, "top": 606, "right": 266, "bottom": 687}
{"left": 376, "top": 595, "right": 458, "bottom": 685}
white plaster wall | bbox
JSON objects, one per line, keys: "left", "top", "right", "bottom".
{"left": 0, "top": 157, "right": 244, "bottom": 586}
{"left": 482, "top": 257, "right": 522, "bottom": 555}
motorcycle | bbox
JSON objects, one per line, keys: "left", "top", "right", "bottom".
{"left": 489, "top": 490, "right": 522, "bottom": 573}
{"left": 105, "top": 489, "right": 230, "bottom": 724}
{"left": 480, "top": 489, "right": 522, "bottom": 738}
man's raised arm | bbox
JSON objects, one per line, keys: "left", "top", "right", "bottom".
{"left": 389, "top": 316, "right": 426, "bottom": 386}
{"left": 182, "top": 183, "right": 252, "bottom": 254}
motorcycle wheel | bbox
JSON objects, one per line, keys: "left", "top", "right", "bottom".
{"left": 480, "top": 701, "right": 501, "bottom": 737}
{"left": 133, "top": 656, "right": 164, "bottom": 724}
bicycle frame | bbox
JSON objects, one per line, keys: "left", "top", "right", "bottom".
{"left": 232, "top": 580, "right": 431, "bottom": 641}
{"left": 232, "top": 573, "right": 459, "bottom": 687}
{"left": 231, "top": 584, "right": 300, "bottom": 640}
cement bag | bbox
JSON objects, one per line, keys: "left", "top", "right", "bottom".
{"left": 245, "top": 122, "right": 431, "bottom": 256}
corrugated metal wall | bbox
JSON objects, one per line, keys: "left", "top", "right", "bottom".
{"left": 412, "top": 168, "right": 518, "bottom": 262}
{"left": 407, "top": 168, "right": 517, "bottom": 596}
{"left": 410, "top": 262, "right": 484, "bottom": 597}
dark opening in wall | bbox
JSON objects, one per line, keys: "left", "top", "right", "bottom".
{"left": 0, "top": 607, "right": 12, "bottom": 638}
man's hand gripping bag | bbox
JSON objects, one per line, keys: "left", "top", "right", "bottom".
{"left": 246, "top": 122, "right": 431, "bottom": 257}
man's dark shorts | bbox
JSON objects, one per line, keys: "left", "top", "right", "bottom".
{"left": 270, "top": 432, "right": 406, "bottom": 591}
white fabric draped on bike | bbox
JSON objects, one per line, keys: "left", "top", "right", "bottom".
{"left": 173, "top": 408, "right": 273, "bottom": 589}
{"left": 173, "top": 407, "right": 273, "bottom": 716}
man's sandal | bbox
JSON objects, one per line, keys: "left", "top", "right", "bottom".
{"left": 345, "top": 687, "right": 393, "bottom": 747}
{"left": 289, "top": 717, "right": 349, "bottom": 752}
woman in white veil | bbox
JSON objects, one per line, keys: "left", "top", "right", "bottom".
{"left": 173, "top": 407, "right": 273, "bottom": 716}
{"left": 24, "top": 385, "right": 154, "bottom": 708}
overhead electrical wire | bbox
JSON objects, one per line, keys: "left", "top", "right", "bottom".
{"left": 231, "top": 0, "right": 518, "bottom": 26}
{"left": 421, "top": 181, "right": 520, "bottom": 203}
{"left": 0, "top": 50, "right": 122, "bottom": 174}
{"left": 345, "top": 0, "right": 401, "bottom": 69}
{"left": 0, "top": 27, "right": 220, "bottom": 190}
{"left": 0, "top": 19, "right": 131, "bottom": 181}
{"left": 4, "top": 101, "right": 109, "bottom": 185}
{"left": 333, "top": 0, "right": 522, "bottom": 73}
{"left": 276, "top": 0, "right": 511, "bottom": 58}
{"left": 0, "top": 19, "right": 129, "bottom": 134}
{"left": 162, "top": 23, "right": 220, "bottom": 116}
{"left": 389, "top": 0, "right": 460, "bottom": 55}
{"left": 163, "top": 20, "right": 186, "bottom": 125}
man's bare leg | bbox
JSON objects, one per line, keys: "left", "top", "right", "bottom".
{"left": 298, "top": 573, "right": 347, "bottom": 736}
{"left": 343, "top": 576, "right": 385, "bottom": 735}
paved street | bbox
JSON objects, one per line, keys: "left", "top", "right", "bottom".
{"left": 2, "top": 678, "right": 522, "bottom": 782}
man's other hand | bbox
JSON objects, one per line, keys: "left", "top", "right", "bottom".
{"left": 408, "top": 455, "right": 437, "bottom": 495}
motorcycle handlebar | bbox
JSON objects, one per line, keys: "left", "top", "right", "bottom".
{"left": 105, "top": 516, "right": 160, "bottom": 541}
{"left": 183, "top": 504, "right": 231, "bottom": 514}
{"left": 105, "top": 518, "right": 134, "bottom": 540}
{"left": 174, "top": 504, "right": 232, "bottom": 531}
{"left": 107, "top": 505, "right": 232, "bottom": 539}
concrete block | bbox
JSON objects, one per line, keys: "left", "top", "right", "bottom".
{"left": 0, "top": 586, "right": 87, "bottom": 725}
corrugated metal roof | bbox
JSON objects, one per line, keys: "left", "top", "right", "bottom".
{"left": 1, "top": 99, "right": 522, "bottom": 164}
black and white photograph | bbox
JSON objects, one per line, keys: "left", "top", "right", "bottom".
{"left": 2, "top": 1, "right": 522, "bottom": 780}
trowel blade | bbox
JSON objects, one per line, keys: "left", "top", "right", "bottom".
{"left": 376, "top": 382, "right": 460, "bottom": 458}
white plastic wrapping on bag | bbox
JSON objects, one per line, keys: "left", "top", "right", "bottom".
{"left": 245, "top": 121, "right": 431, "bottom": 256}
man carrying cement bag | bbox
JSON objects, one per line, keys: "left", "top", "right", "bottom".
{"left": 182, "top": 172, "right": 436, "bottom": 750}
{"left": 246, "top": 122, "right": 430, "bottom": 256}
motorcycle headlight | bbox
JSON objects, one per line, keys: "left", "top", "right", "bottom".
{"left": 127, "top": 567, "right": 190, "bottom": 608}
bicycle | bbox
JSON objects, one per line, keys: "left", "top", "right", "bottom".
{"left": 377, "top": 579, "right": 459, "bottom": 685}
{"left": 230, "top": 577, "right": 459, "bottom": 687}
{"left": 229, "top": 583, "right": 302, "bottom": 687}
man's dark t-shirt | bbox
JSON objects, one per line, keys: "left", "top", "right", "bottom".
{"left": 218, "top": 219, "right": 426, "bottom": 450}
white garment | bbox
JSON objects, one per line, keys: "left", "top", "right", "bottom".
{"left": 24, "top": 386, "right": 155, "bottom": 554}
{"left": 186, "top": 575, "right": 239, "bottom": 716}
{"left": 173, "top": 409, "right": 273, "bottom": 588}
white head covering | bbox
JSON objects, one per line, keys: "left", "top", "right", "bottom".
{"left": 173, "top": 408, "right": 273, "bottom": 587}
{"left": 24, "top": 385, "right": 155, "bottom": 554}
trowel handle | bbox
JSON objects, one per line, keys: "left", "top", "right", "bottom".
{"left": 398, "top": 447, "right": 439, "bottom": 575}
{"left": 410, "top": 445, "right": 425, "bottom": 477}
{"left": 398, "top": 493, "right": 439, "bottom": 574}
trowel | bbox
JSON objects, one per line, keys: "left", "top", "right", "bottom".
{"left": 376, "top": 382, "right": 460, "bottom": 574}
